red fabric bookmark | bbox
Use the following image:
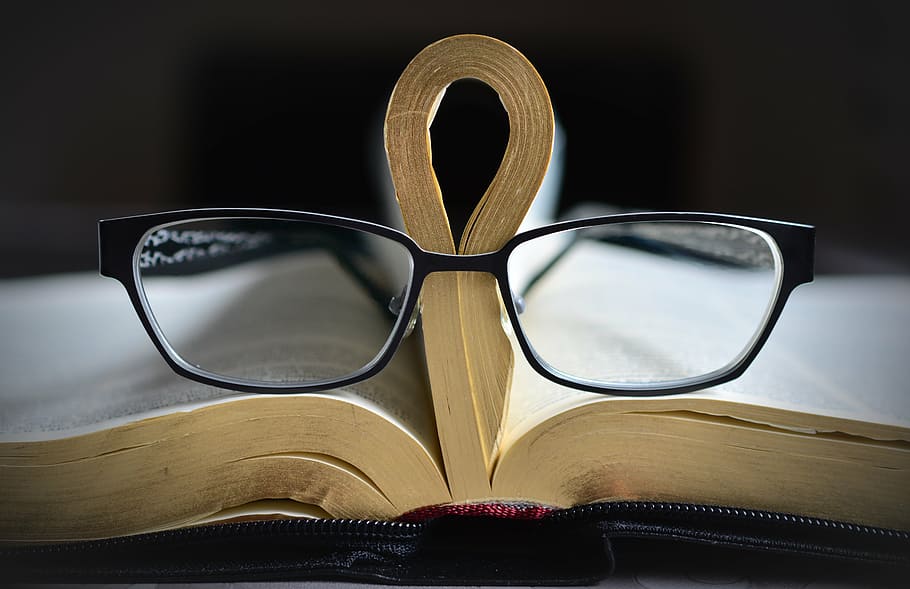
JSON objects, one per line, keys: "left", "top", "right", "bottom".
{"left": 397, "top": 501, "right": 556, "bottom": 523}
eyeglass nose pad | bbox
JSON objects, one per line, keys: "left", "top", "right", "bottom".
{"left": 387, "top": 292, "right": 405, "bottom": 316}
{"left": 499, "top": 292, "right": 525, "bottom": 335}
{"left": 512, "top": 292, "right": 526, "bottom": 315}
{"left": 388, "top": 292, "right": 422, "bottom": 338}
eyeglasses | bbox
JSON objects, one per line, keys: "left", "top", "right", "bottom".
{"left": 98, "top": 209, "right": 814, "bottom": 396}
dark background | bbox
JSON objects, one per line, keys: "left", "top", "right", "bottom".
{"left": 1, "top": 1, "right": 908, "bottom": 277}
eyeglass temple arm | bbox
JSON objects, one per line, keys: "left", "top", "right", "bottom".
{"left": 324, "top": 242, "right": 404, "bottom": 316}
{"left": 139, "top": 230, "right": 400, "bottom": 318}
{"left": 518, "top": 231, "right": 581, "bottom": 302}
{"left": 518, "top": 227, "right": 767, "bottom": 301}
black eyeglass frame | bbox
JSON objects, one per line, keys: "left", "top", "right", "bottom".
{"left": 99, "top": 208, "right": 814, "bottom": 397}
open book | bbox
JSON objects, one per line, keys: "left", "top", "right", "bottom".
{"left": 1, "top": 247, "right": 909, "bottom": 541}
{"left": 1, "top": 35, "right": 909, "bottom": 543}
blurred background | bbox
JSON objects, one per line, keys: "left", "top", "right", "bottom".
{"left": 1, "top": 1, "right": 908, "bottom": 277}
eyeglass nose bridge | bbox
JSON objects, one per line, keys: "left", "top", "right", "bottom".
{"left": 417, "top": 250, "right": 508, "bottom": 306}
{"left": 419, "top": 249, "right": 503, "bottom": 274}
{"left": 394, "top": 249, "right": 525, "bottom": 338}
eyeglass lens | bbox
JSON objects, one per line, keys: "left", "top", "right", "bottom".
{"left": 136, "top": 218, "right": 413, "bottom": 385}
{"left": 507, "top": 221, "right": 781, "bottom": 386}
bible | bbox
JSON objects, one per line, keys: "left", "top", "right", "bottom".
{"left": 1, "top": 35, "right": 907, "bottom": 549}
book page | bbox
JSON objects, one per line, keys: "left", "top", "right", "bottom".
{"left": 0, "top": 255, "right": 437, "bottom": 451}
{"left": 716, "top": 275, "right": 910, "bottom": 427}
{"left": 504, "top": 240, "right": 910, "bottom": 444}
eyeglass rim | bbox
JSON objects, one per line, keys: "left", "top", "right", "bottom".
{"left": 98, "top": 208, "right": 814, "bottom": 396}
{"left": 501, "top": 213, "right": 814, "bottom": 395}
